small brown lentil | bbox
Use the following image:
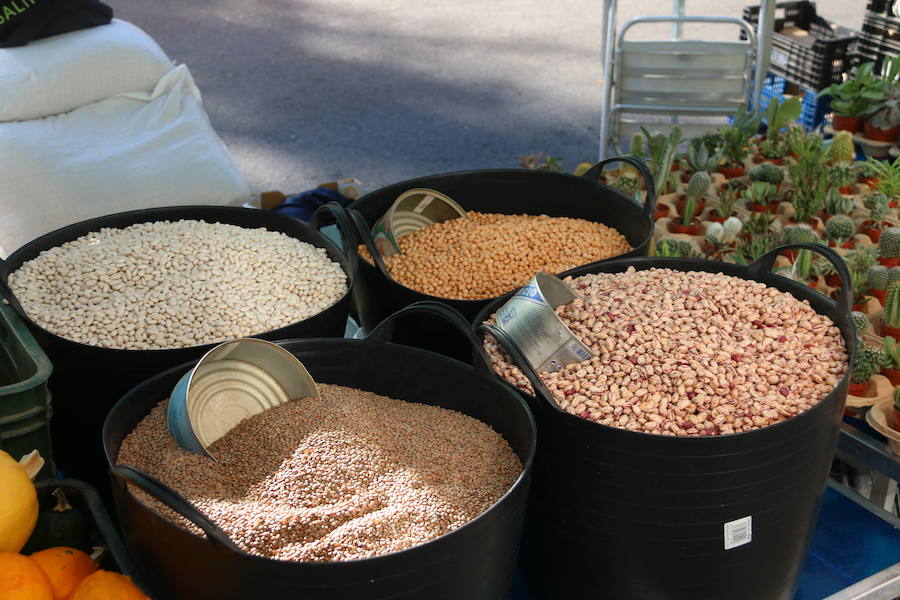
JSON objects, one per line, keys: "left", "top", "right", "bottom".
{"left": 484, "top": 267, "right": 848, "bottom": 436}
{"left": 117, "top": 384, "right": 522, "bottom": 562}
{"left": 359, "top": 212, "right": 631, "bottom": 300}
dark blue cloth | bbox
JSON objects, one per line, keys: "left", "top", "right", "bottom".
{"left": 271, "top": 187, "right": 352, "bottom": 223}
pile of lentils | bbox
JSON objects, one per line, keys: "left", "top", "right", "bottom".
{"left": 7, "top": 220, "right": 347, "bottom": 350}
{"left": 360, "top": 212, "right": 630, "bottom": 300}
{"left": 485, "top": 268, "right": 848, "bottom": 436}
{"left": 117, "top": 384, "right": 522, "bottom": 562}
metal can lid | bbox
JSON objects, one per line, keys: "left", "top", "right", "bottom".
{"left": 371, "top": 188, "right": 467, "bottom": 257}
{"left": 167, "top": 338, "right": 319, "bottom": 459}
{"left": 495, "top": 272, "right": 595, "bottom": 373}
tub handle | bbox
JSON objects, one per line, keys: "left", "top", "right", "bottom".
{"left": 580, "top": 156, "right": 657, "bottom": 221}
{"left": 348, "top": 208, "right": 395, "bottom": 281}
{"left": 749, "top": 243, "right": 853, "bottom": 319}
{"left": 478, "top": 323, "right": 555, "bottom": 403}
{"left": 309, "top": 202, "right": 359, "bottom": 273}
{"left": 366, "top": 301, "right": 496, "bottom": 378}
{"left": 111, "top": 464, "right": 244, "bottom": 554}
{"left": 0, "top": 262, "right": 27, "bottom": 317}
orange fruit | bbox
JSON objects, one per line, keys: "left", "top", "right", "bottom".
{"left": 29, "top": 548, "right": 97, "bottom": 600}
{"left": 68, "top": 571, "right": 148, "bottom": 600}
{"left": 0, "top": 552, "right": 54, "bottom": 600}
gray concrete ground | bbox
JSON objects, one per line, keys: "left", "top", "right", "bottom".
{"left": 113, "top": 0, "right": 866, "bottom": 195}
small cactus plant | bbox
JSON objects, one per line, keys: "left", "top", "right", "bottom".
{"left": 824, "top": 215, "right": 855, "bottom": 246}
{"left": 868, "top": 265, "right": 890, "bottom": 291}
{"left": 686, "top": 171, "right": 711, "bottom": 201}
{"left": 743, "top": 181, "right": 777, "bottom": 207}
{"left": 852, "top": 311, "right": 869, "bottom": 336}
{"left": 781, "top": 225, "right": 819, "bottom": 245}
{"left": 794, "top": 248, "right": 814, "bottom": 281}
{"left": 889, "top": 266, "right": 900, "bottom": 287}
{"left": 884, "top": 284, "right": 900, "bottom": 328}
{"left": 824, "top": 187, "right": 854, "bottom": 216}
{"left": 866, "top": 194, "right": 890, "bottom": 229}
{"left": 880, "top": 227, "right": 900, "bottom": 258}
{"left": 629, "top": 132, "right": 644, "bottom": 157}
{"left": 655, "top": 238, "right": 692, "bottom": 258}
{"left": 852, "top": 342, "right": 886, "bottom": 385}
{"left": 826, "top": 131, "right": 856, "bottom": 165}
{"left": 829, "top": 163, "right": 856, "bottom": 188}
{"left": 884, "top": 336, "right": 900, "bottom": 370}
{"left": 747, "top": 162, "right": 785, "bottom": 185}
{"left": 612, "top": 174, "right": 641, "bottom": 199}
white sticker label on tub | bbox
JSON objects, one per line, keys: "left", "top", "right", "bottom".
{"left": 724, "top": 516, "right": 752, "bottom": 550}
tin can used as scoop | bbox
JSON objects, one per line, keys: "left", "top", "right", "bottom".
{"left": 371, "top": 188, "right": 467, "bottom": 257}
{"left": 167, "top": 338, "right": 319, "bottom": 459}
{"left": 495, "top": 272, "right": 595, "bottom": 373}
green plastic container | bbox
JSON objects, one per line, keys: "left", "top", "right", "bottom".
{"left": 0, "top": 301, "right": 54, "bottom": 475}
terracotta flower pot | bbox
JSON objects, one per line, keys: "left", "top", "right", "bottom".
{"left": 653, "top": 204, "right": 670, "bottom": 221}
{"left": 879, "top": 257, "right": 900, "bottom": 268}
{"left": 827, "top": 238, "right": 856, "bottom": 249}
{"left": 859, "top": 175, "right": 880, "bottom": 188}
{"left": 718, "top": 165, "right": 745, "bottom": 179}
{"left": 671, "top": 162, "right": 681, "bottom": 172}
{"left": 881, "top": 323, "right": 900, "bottom": 340}
{"left": 833, "top": 115, "right": 863, "bottom": 133}
{"left": 861, "top": 220, "right": 891, "bottom": 243}
{"left": 825, "top": 273, "right": 843, "bottom": 288}
{"left": 705, "top": 211, "right": 730, "bottom": 224}
{"left": 838, "top": 185, "right": 856, "bottom": 195}
{"left": 668, "top": 220, "right": 703, "bottom": 235}
{"left": 807, "top": 276, "right": 820, "bottom": 289}
{"left": 680, "top": 172, "right": 691, "bottom": 184}
{"left": 864, "top": 121, "right": 900, "bottom": 143}
{"left": 852, "top": 300, "right": 868, "bottom": 312}
{"left": 755, "top": 155, "right": 784, "bottom": 166}
{"left": 848, "top": 381, "right": 870, "bottom": 396}
{"left": 869, "top": 288, "right": 887, "bottom": 305}
{"left": 675, "top": 196, "right": 706, "bottom": 216}
{"left": 882, "top": 367, "right": 900, "bottom": 386}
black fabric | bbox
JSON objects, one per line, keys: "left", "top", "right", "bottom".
{"left": 0, "top": 0, "right": 112, "bottom": 48}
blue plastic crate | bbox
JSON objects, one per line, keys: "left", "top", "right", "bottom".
{"left": 758, "top": 73, "right": 830, "bottom": 131}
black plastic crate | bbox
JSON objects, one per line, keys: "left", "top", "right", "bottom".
{"left": 857, "top": 13, "right": 900, "bottom": 70}
{"left": 22, "top": 479, "right": 146, "bottom": 592}
{"left": 866, "top": 0, "right": 900, "bottom": 21}
{"left": 743, "top": 1, "right": 858, "bottom": 90}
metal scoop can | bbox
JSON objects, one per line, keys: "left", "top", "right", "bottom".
{"left": 167, "top": 338, "right": 319, "bottom": 459}
{"left": 495, "top": 272, "right": 595, "bottom": 373}
{"left": 371, "top": 188, "right": 467, "bottom": 257}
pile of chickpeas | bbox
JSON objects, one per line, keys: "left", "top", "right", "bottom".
{"left": 361, "top": 212, "right": 631, "bottom": 300}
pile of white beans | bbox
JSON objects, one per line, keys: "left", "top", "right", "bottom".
{"left": 8, "top": 220, "right": 348, "bottom": 350}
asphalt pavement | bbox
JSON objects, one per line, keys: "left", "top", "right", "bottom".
{"left": 112, "top": 0, "right": 866, "bottom": 195}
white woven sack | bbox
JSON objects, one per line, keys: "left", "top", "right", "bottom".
{"left": 0, "top": 19, "right": 173, "bottom": 122}
{"left": 0, "top": 64, "right": 253, "bottom": 256}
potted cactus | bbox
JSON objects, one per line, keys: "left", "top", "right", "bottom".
{"left": 858, "top": 160, "right": 882, "bottom": 188}
{"left": 865, "top": 265, "right": 900, "bottom": 305}
{"left": 825, "top": 131, "right": 857, "bottom": 167}
{"left": 669, "top": 172, "right": 705, "bottom": 235}
{"left": 829, "top": 163, "right": 857, "bottom": 195}
{"left": 717, "top": 107, "right": 761, "bottom": 178}
{"left": 878, "top": 226, "right": 900, "bottom": 267}
{"left": 611, "top": 173, "right": 641, "bottom": 201}
{"left": 863, "top": 156, "right": 900, "bottom": 207}
{"left": 743, "top": 181, "right": 779, "bottom": 214}
{"left": 824, "top": 215, "right": 855, "bottom": 248}
{"left": 707, "top": 186, "right": 740, "bottom": 223}
{"left": 789, "top": 183, "right": 826, "bottom": 227}
{"left": 850, "top": 341, "right": 886, "bottom": 395}
{"left": 823, "top": 187, "right": 854, "bottom": 222}
{"left": 681, "top": 135, "right": 722, "bottom": 180}
{"left": 882, "top": 336, "right": 900, "bottom": 385}
{"left": 700, "top": 218, "right": 742, "bottom": 259}
{"left": 860, "top": 194, "right": 892, "bottom": 242}
{"left": 747, "top": 162, "right": 784, "bottom": 191}
{"left": 675, "top": 171, "right": 710, "bottom": 216}
{"left": 882, "top": 282, "right": 900, "bottom": 338}
{"left": 863, "top": 57, "right": 900, "bottom": 143}
{"left": 780, "top": 225, "right": 820, "bottom": 259}
{"left": 655, "top": 238, "right": 693, "bottom": 258}
{"left": 641, "top": 126, "right": 683, "bottom": 196}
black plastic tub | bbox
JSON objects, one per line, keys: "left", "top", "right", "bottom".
{"left": 0, "top": 204, "right": 357, "bottom": 488}
{"left": 473, "top": 243, "right": 855, "bottom": 600}
{"left": 348, "top": 158, "right": 656, "bottom": 361}
{"left": 102, "top": 303, "right": 536, "bottom": 600}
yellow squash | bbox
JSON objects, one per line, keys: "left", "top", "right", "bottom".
{"left": 0, "top": 450, "right": 43, "bottom": 553}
